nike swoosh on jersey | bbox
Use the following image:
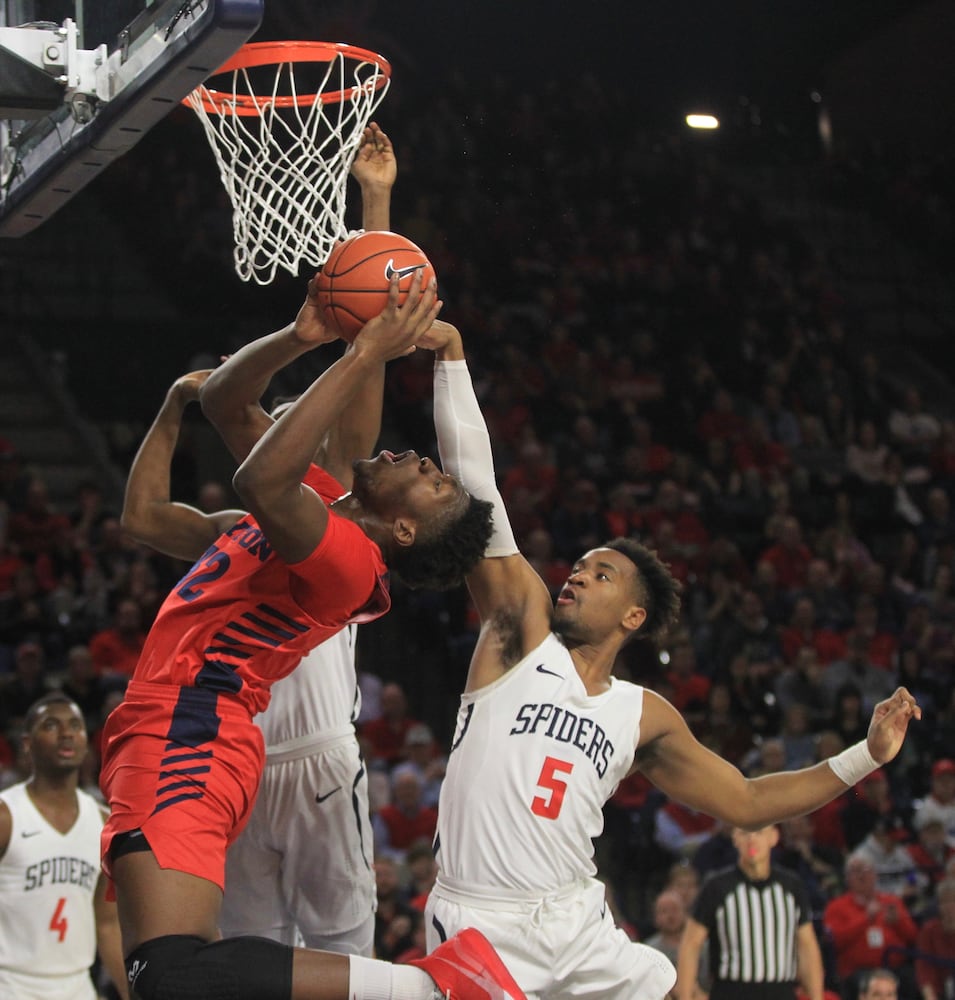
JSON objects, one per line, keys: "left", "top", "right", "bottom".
{"left": 384, "top": 259, "right": 427, "bottom": 280}
{"left": 535, "top": 664, "right": 563, "bottom": 678}
{"left": 315, "top": 786, "right": 343, "bottom": 803}
{"left": 20, "top": 830, "right": 42, "bottom": 838}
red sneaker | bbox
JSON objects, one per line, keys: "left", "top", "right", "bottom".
{"left": 410, "top": 927, "right": 526, "bottom": 1000}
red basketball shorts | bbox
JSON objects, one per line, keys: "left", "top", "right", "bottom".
{"left": 100, "top": 680, "right": 264, "bottom": 891}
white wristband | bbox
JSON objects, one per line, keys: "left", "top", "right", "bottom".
{"left": 828, "top": 740, "right": 879, "bottom": 786}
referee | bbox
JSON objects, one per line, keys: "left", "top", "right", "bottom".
{"left": 676, "top": 825, "right": 825, "bottom": 1000}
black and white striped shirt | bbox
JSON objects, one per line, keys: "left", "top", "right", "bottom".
{"left": 693, "top": 864, "right": 811, "bottom": 1000}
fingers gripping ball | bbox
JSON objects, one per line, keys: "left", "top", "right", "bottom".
{"left": 315, "top": 230, "right": 436, "bottom": 342}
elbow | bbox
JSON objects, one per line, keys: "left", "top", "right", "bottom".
{"left": 198, "top": 372, "right": 240, "bottom": 427}
{"left": 119, "top": 506, "right": 149, "bottom": 545}
{"left": 232, "top": 459, "right": 275, "bottom": 514}
{"left": 232, "top": 463, "right": 257, "bottom": 507}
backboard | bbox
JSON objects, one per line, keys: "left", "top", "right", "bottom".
{"left": 0, "top": 0, "right": 263, "bottom": 237}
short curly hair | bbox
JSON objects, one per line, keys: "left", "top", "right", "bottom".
{"left": 602, "top": 537, "right": 682, "bottom": 644}
{"left": 388, "top": 492, "right": 494, "bottom": 591}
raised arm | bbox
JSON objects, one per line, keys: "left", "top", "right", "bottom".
{"left": 352, "top": 121, "right": 395, "bottom": 232}
{"left": 424, "top": 320, "right": 553, "bottom": 689}
{"left": 319, "top": 122, "right": 397, "bottom": 485}
{"left": 122, "top": 371, "right": 244, "bottom": 562}
{"left": 636, "top": 687, "right": 920, "bottom": 829}
{"left": 228, "top": 273, "right": 439, "bottom": 563}
{"left": 199, "top": 310, "right": 336, "bottom": 467}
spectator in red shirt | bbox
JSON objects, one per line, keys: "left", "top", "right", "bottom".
{"left": 602, "top": 484, "right": 643, "bottom": 541}
{"left": 824, "top": 854, "right": 918, "bottom": 985}
{"left": 642, "top": 479, "right": 710, "bottom": 562}
{"left": 759, "top": 515, "right": 813, "bottom": 590}
{"left": 361, "top": 681, "right": 422, "bottom": 768}
{"left": 733, "top": 414, "right": 791, "bottom": 481}
{"left": 916, "top": 877, "right": 955, "bottom": 1000}
{"left": 372, "top": 768, "right": 438, "bottom": 864}
{"left": 809, "top": 730, "right": 850, "bottom": 852}
{"left": 843, "top": 596, "right": 898, "bottom": 672}
{"left": 780, "top": 595, "right": 848, "bottom": 666}
{"left": 87, "top": 596, "right": 147, "bottom": 677}
{"left": 665, "top": 635, "right": 711, "bottom": 719}
{"left": 5, "top": 475, "right": 71, "bottom": 560}
{"left": 500, "top": 438, "right": 559, "bottom": 516}
{"left": 697, "top": 386, "right": 746, "bottom": 445}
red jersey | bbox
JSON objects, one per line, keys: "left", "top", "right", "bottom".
{"left": 132, "top": 466, "right": 389, "bottom": 717}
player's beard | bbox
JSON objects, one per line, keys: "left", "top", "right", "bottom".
{"left": 551, "top": 606, "right": 586, "bottom": 644}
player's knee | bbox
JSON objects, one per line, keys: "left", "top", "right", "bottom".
{"left": 125, "top": 936, "right": 203, "bottom": 1000}
{"left": 125, "top": 934, "right": 294, "bottom": 1000}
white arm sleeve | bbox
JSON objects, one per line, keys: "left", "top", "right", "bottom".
{"left": 434, "top": 359, "right": 519, "bottom": 557}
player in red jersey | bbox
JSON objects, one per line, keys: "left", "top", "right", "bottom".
{"left": 99, "top": 257, "right": 516, "bottom": 999}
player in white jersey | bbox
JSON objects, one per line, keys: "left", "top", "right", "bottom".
{"left": 220, "top": 622, "right": 375, "bottom": 952}
{"left": 118, "top": 125, "right": 398, "bottom": 955}
{"left": 422, "top": 319, "right": 922, "bottom": 999}
{"left": 0, "top": 693, "right": 128, "bottom": 1000}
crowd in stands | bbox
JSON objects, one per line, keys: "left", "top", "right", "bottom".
{"left": 3, "top": 69, "right": 955, "bottom": 1000}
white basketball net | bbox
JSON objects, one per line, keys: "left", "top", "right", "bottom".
{"left": 186, "top": 45, "right": 391, "bottom": 285}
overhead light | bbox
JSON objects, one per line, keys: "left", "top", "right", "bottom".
{"left": 685, "top": 114, "right": 719, "bottom": 130}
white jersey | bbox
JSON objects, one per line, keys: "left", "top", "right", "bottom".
{"left": 435, "top": 632, "right": 644, "bottom": 893}
{"left": 0, "top": 781, "right": 102, "bottom": 1000}
{"left": 256, "top": 625, "right": 359, "bottom": 751}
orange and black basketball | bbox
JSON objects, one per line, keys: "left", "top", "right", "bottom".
{"left": 314, "top": 230, "right": 436, "bottom": 342}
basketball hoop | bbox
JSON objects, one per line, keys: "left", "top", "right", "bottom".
{"left": 184, "top": 41, "right": 392, "bottom": 285}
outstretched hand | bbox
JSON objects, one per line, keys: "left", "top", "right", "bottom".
{"left": 866, "top": 687, "right": 921, "bottom": 764}
{"left": 350, "top": 121, "right": 396, "bottom": 192}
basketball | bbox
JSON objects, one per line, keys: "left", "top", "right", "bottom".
{"left": 314, "top": 230, "right": 436, "bottom": 341}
